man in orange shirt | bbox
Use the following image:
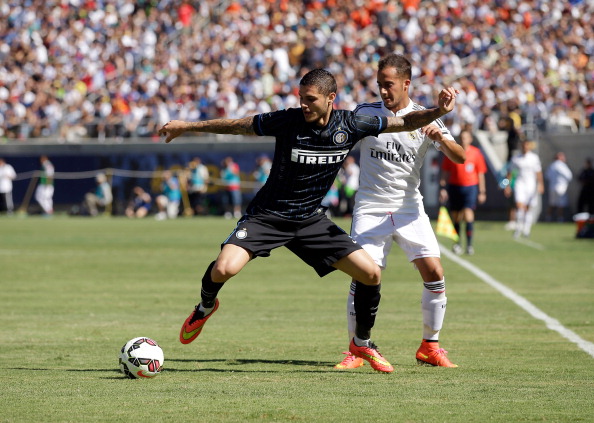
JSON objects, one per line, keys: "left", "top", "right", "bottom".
{"left": 440, "top": 130, "right": 487, "bottom": 255}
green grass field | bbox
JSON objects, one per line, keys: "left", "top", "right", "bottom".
{"left": 1, "top": 216, "right": 593, "bottom": 422}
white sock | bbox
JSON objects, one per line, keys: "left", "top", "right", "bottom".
{"left": 422, "top": 278, "right": 447, "bottom": 341}
{"left": 346, "top": 281, "right": 356, "bottom": 342}
{"left": 523, "top": 209, "right": 534, "bottom": 235}
{"left": 516, "top": 208, "right": 526, "bottom": 232}
{"left": 353, "top": 336, "right": 370, "bottom": 347}
{"left": 198, "top": 303, "right": 215, "bottom": 316}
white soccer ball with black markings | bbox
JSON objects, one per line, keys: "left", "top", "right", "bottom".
{"left": 119, "top": 337, "right": 164, "bottom": 379}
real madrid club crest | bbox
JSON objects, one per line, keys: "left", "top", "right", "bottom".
{"left": 333, "top": 129, "right": 348, "bottom": 145}
{"left": 236, "top": 228, "right": 247, "bottom": 239}
{"left": 408, "top": 131, "right": 418, "bottom": 141}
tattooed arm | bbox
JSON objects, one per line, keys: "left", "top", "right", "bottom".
{"left": 158, "top": 116, "right": 256, "bottom": 143}
{"left": 383, "top": 87, "right": 459, "bottom": 133}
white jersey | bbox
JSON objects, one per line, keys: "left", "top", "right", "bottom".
{"left": 353, "top": 100, "right": 454, "bottom": 214}
{"left": 510, "top": 150, "right": 541, "bottom": 194}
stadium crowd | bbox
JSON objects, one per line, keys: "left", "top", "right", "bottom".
{"left": 0, "top": 0, "right": 593, "bottom": 142}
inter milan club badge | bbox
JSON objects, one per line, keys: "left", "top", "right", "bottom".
{"left": 236, "top": 228, "right": 248, "bottom": 239}
{"left": 333, "top": 130, "right": 348, "bottom": 145}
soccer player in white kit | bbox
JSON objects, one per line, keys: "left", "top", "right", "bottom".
{"left": 335, "top": 54, "right": 465, "bottom": 370}
{"left": 34, "top": 155, "right": 55, "bottom": 216}
{"left": 505, "top": 140, "right": 544, "bottom": 238}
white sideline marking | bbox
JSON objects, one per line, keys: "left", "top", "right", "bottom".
{"left": 440, "top": 245, "right": 594, "bottom": 358}
{"left": 514, "top": 237, "right": 545, "bottom": 250}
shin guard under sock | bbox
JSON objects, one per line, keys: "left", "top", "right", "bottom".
{"left": 353, "top": 281, "right": 381, "bottom": 340}
{"left": 201, "top": 261, "right": 224, "bottom": 308}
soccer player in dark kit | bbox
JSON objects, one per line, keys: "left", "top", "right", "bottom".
{"left": 158, "top": 69, "right": 458, "bottom": 373}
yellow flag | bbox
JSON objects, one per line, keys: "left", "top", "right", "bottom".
{"left": 436, "top": 206, "right": 459, "bottom": 242}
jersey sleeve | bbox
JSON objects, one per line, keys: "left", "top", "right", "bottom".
{"left": 253, "top": 109, "right": 297, "bottom": 136}
{"left": 353, "top": 113, "right": 387, "bottom": 137}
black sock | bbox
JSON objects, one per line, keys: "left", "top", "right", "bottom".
{"left": 354, "top": 281, "right": 381, "bottom": 340}
{"left": 201, "top": 261, "right": 224, "bottom": 307}
{"left": 466, "top": 221, "right": 474, "bottom": 246}
{"left": 453, "top": 222, "right": 461, "bottom": 238}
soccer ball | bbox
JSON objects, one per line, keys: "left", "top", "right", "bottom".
{"left": 119, "top": 337, "right": 164, "bottom": 379}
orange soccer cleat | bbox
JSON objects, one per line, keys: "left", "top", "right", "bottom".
{"left": 179, "top": 299, "right": 220, "bottom": 344}
{"left": 415, "top": 340, "right": 458, "bottom": 368}
{"left": 334, "top": 351, "right": 365, "bottom": 370}
{"left": 349, "top": 338, "right": 394, "bottom": 373}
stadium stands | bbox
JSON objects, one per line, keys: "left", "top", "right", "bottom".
{"left": 1, "top": 0, "right": 592, "bottom": 143}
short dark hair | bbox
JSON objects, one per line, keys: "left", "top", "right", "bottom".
{"left": 378, "top": 54, "right": 412, "bottom": 80}
{"left": 299, "top": 69, "right": 337, "bottom": 97}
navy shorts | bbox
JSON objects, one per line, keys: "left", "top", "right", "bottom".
{"left": 448, "top": 184, "right": 478, "bottom": 211}
{"left": 222, "top": 212, "right": 362, "bottom": 277}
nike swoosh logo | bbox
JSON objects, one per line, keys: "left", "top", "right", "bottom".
{"left": 181, "top": 325, "right": 203, "bottom": 340}
{"left": 296, "top": 135, "right": 311, "bottom": 140}
{"left": 418, "top": 353, "right": 429, "bottom": 359}
{"left": 361, "top": 352, "right": 390, "bottom": 365}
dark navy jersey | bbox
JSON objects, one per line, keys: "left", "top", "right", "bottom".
{"left": 249, "top": 108, "right": 387, "bottom": 220}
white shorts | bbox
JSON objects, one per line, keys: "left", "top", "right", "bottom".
{"left": 514, "top": 183, "right": 538, "bottom": 207}
{"left": 351, "top": 211, "right": 440, "bottom": 269}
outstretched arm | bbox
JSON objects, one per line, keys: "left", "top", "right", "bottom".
{"left": 158, "top": 116, "right": 256, "bottom": 143}
{"left": 424, "top": 124, "right": 466, "bottom": 164}
{"left": 383, "top": 87, "right": 459, "bottom": 133}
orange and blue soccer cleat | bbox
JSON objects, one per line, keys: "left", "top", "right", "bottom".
{"left": 415, "top": 340, "right": 458, "bottom": 367}
{"left": 349, "top": 338, "right": 394, "bottom": 373}
{"left": 334, "top": 352, "right": 365, "bottom": 370}
{"left": 179, "top": 299, "right": 220, "bottom": 344}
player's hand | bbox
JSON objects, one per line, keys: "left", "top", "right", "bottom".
{"left": 438, "top": 87, "right": 459, "bottom": 114}
{"left": 422, "top": 124, "right": 443, "bottom": 142}
{"left": 158, "top": 120, "right": 188, "bottom": 143}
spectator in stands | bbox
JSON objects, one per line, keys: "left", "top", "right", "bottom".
{"left": 34, "top": 155, "right": 54, "bottom": 216}
{"left": 155, "top": 170, "right": 181, "bottom": 220}
{"left": 125, "top": 186, "right": 152, "bottom": 218}
{"left": 545, "top": 152, "right": 573, "bottom": 222}
{"left": 83, "top": 173, "right": 113, "bottom": 217}
{"left": 0, "top": 1, "right": 592, "bottom": 142}
{"left": 0, "top": 158, "right": 16, "bottom": 214}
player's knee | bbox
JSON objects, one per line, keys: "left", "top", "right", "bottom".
{"left": 211, "top": 260, "right": 241, "bottom": 282}
{"left": 359, "top": 264, "right": 381, "bottom": 286}
{"left": 423, "top": 265, "right": 444, "bottom": 283}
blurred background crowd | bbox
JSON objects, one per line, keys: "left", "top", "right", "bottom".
{"left": 1, "top": 0, "right": 593, "bottom": 142}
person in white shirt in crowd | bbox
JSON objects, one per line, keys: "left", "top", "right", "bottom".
{"left": 545, "top": 152, "right": 573, "bottom": 222}
{"left": 505, "top": 140, "right": 544, "bottom": 238}
{"left": 0, "top": 158, "right": 17, "bottom": 214}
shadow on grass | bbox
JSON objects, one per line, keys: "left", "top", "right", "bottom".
{"left": 6, "top": 357, "right": 342, "bottom": 375}
{"left": 167, "top": 357, "right": 334, "bottom": 366}
{"left": 163, "top": 357, "right": 340, "bottom": 373}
